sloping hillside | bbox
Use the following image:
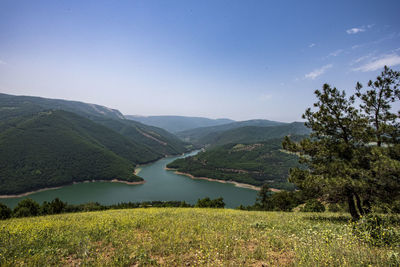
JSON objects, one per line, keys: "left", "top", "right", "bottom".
{"left": 126, "top": 115, "right": 234, "bottom": 133}
{"left": 177, "top": 120, "right": 309, "bottom": 146}
{"left": 167, "top": 138, "right": 302, "bottom": 189}
{"left": 0, "top": 208, "right": 394, "bottom": 266}
{"left": 0, "top": 93, "right": 190, "bottom": 158}
{"left": 0, "top": 110, "right": 143, "bottom": 195}
{"left": 201, "top": 122, "right": 311, "bottom": 147}
{"left": 93, "top": 117, "right": 190, "bottom": 157}
{"left": 176, "top": 119, "right": 286, "bottom": 145}
{"left": 0, "top": 93, "right": 124, "bottom": 120}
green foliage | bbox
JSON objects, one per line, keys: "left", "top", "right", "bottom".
{"left": 0, "top": 93, "right": 190, "bottom": 166}
{"left": 177, "top": 120, "right": 309, "bottom": 147}
{"left": 283, "top": 66, "right": 400, "bottom": 220}
{"left": 0, "top": 203, "right": 11, "bottom": 219}
{"left": 41, "top": 198, "right": 67, "bottom": 215}
{"left": 0, "top": 110, "right": 143, "bottom": 195}
{"left": 0, "top": 198, "right": 196, "bottom": 219}
{"left": 252, "top": 185, "right": 305, "bottom": 211}
{"left": 195, "top": 197, "right": 225, "bottom": 208}
{"left": 352, "top": 214, "right": 400, "bottom": 247}
{"left": 262, "top": 191, "right": 303, "bottom": 211}
{"left": 93, "top": 117, "right": 190, "bottom": 160}
{"left": 167, "top": 138, "right": 301, "bottom": 188}
{"left": 13, "top": 199, "right": 40, "bottom": 217}
{"left": 0, "top": 93, "right": 125, "bottom": 120}
{"left": 301, "top": 199, "right": 326, "bottom": 212}
{"left": 327, "top": 203, "right": 343, "bottom": 212}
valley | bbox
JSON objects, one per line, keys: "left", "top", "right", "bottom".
{"left": 0, "top": 93, "right": 304, "bottom": 199}
{"left": 0, "top": 150, "right": 258, "bottom": 209}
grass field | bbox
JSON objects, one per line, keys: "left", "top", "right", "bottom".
{"left": 0, "top": 208, "right": 399, "bottom": 266}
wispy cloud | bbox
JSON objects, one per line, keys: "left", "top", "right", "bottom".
{"left": 346, "top": 27, "right": 366, "bottom": 34}
{"left": 350, "top": 53, "right": 375, "bottom": 65}
{"left": 352, "top": 54, "right": 400, "bottom": 72}
{"left": 305, "top": 64, "right": 333, "bottom": 80}
{"left": 329, "top": 49, "right": 343, "bottom": 57}
{"left": 0, "top": 60, "right": 6, "bottom": 65}
{"left": 322, "top": 49, "right": 343, "bottom": 60}
{"left": 352, "top": 33, "right": 397, "bottom": 50}
{"left": 346, "top": 24, "right": 374, "bottom": 34}
{"left": 309, "top": 43, "right": 316, "bottom": 48}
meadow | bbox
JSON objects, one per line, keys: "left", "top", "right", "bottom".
{"left": 0, "top": 208, "right": 399, "bottom": 266}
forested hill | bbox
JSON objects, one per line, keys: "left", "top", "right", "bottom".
{"left": 0, "top": 110, "right": 143, "bottom": 195}
{"left": 0, "top": 93, "right": 192, "bottom": 195}
{"left": 125, "top": 115, "right": 234, "bottom": 133}
{"left": 0, "top": 93, "right": 124, "bottom": 120}
{"left": 0, "top": 93, "right": 190, "bottom": 158}
{"left": 177, "top": 121, "right": 309, "bottom": 146}
{"left": 167, "top": 137, "right": 303, "bottom": 190}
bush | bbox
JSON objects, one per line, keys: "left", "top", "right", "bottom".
{"left": 327, "top": 203, "right": 341, "bottom": 212}
{"left": 301, "top": 199, "right": 325, "bottom": 212}
{"left": 196, "top": 197, "right": 225, "bottom": 208}
{"left": 41, "top": 198, "right": 67, "bottom": 215}
{"left": 0, "top": 203, "right": 12, "bottom": 220}
{"left": 352, "top": 214, "right": 400, "bottom": 246}
{"left": 13, "top": 199, "right": 40, "bottom": 217}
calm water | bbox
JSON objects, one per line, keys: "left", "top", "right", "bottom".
{"left": 0, "top": 150, "right": 257, "bottom": 208}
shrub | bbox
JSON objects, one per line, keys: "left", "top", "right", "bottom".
{"left": 13, "top": 199, "right": 40, "bottom": 217}
{"left": 301, "top": 199, "right": 325, "bottom": 212}
{"left": 195, "top": 197, "right": 225, "bottom": 208}
{"left": 0, "top": 203, "right": 12, "bottom": 220}
{"left": 352, "top": 214, "right": 400, "bottom": 246}
{"left": 41, "top": 198, "right": 67, "bottom": 215}
{"left": 327, "top": 203, "right": 341, "bottom": 212}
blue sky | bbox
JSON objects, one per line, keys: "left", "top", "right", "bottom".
{"left": 0, "top": 0, "right": 399, "bottom": 122}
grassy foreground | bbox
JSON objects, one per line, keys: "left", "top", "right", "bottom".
{"left": 0, "top": 208, "right": 398, "bottom": 266}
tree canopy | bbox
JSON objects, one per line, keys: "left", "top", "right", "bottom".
{"left": 283, "top": 66, "right": 400, "bottom": 220}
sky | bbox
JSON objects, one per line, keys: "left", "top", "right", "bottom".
{"left": 0, "top": 0, "right": 399, "bottom": 122}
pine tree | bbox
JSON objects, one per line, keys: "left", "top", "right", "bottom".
{"left": 283, "top": 66, "right": 400, "bottom": 220}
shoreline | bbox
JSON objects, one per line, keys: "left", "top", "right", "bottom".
{"left": 134, "top": 148, "right": 202, "bottom": 175}
{"left": 165, "top": 168, "right": 281, "bottom": 192}
{"left": 0, "top": 150, "right": 199, "bottom": 200}
{"left": 0, "top": 179, "right": 146, "bottom": 199}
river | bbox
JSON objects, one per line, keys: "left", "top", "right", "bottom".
{"left": 0, "top": 150, "right": 257, "bottom": 208}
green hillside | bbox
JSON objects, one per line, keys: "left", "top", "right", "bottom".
{"left": 0, "top": 93, "right": 125, "bottom": 120}
{"left": 1, "top": 208, "right": 396, "bottom": 266}
{"left": 199, "top": 122, "right": 311, "bottom": 147}
{"left": 0, "top": 93, "right": 190, "bottom": 158}
{"left": 176, "top": 120, "right": 296, "bottom": 146}
{"left": 93, "top": 117, "right": 191, "bottom": 157}
{"left": 126, "top": 115, "right": 234, "bottom": 133}
{"left": 167, "top": 138, "right": 302, "bottom": 189}
{"left": 0, "top": 110, "right": 143, "bottom": 195}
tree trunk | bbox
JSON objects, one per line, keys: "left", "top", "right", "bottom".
{"left": 354, "top": 192, "right": 365, "bottom": 215}
{"left": 347, "top": 192, "right": 360, "bottom": 220}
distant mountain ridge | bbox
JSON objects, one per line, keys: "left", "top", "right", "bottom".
{"left": 0, "top": 93, "right": 125, "bottom": 120}
{"left": 0, "top": 93, "right": 190, "bottom": 160}
{"left": 125, "top": 115, "right": 235, "bottom": 133}
{"left": 176, "top": 119, "right": 290, "bottom": 145}
{"left": 199, "top": 122, "right": 311, "bottom": 147}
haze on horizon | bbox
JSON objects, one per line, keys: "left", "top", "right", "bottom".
{"left": 0, "top": 0, "right": 399, "bottom": 122}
